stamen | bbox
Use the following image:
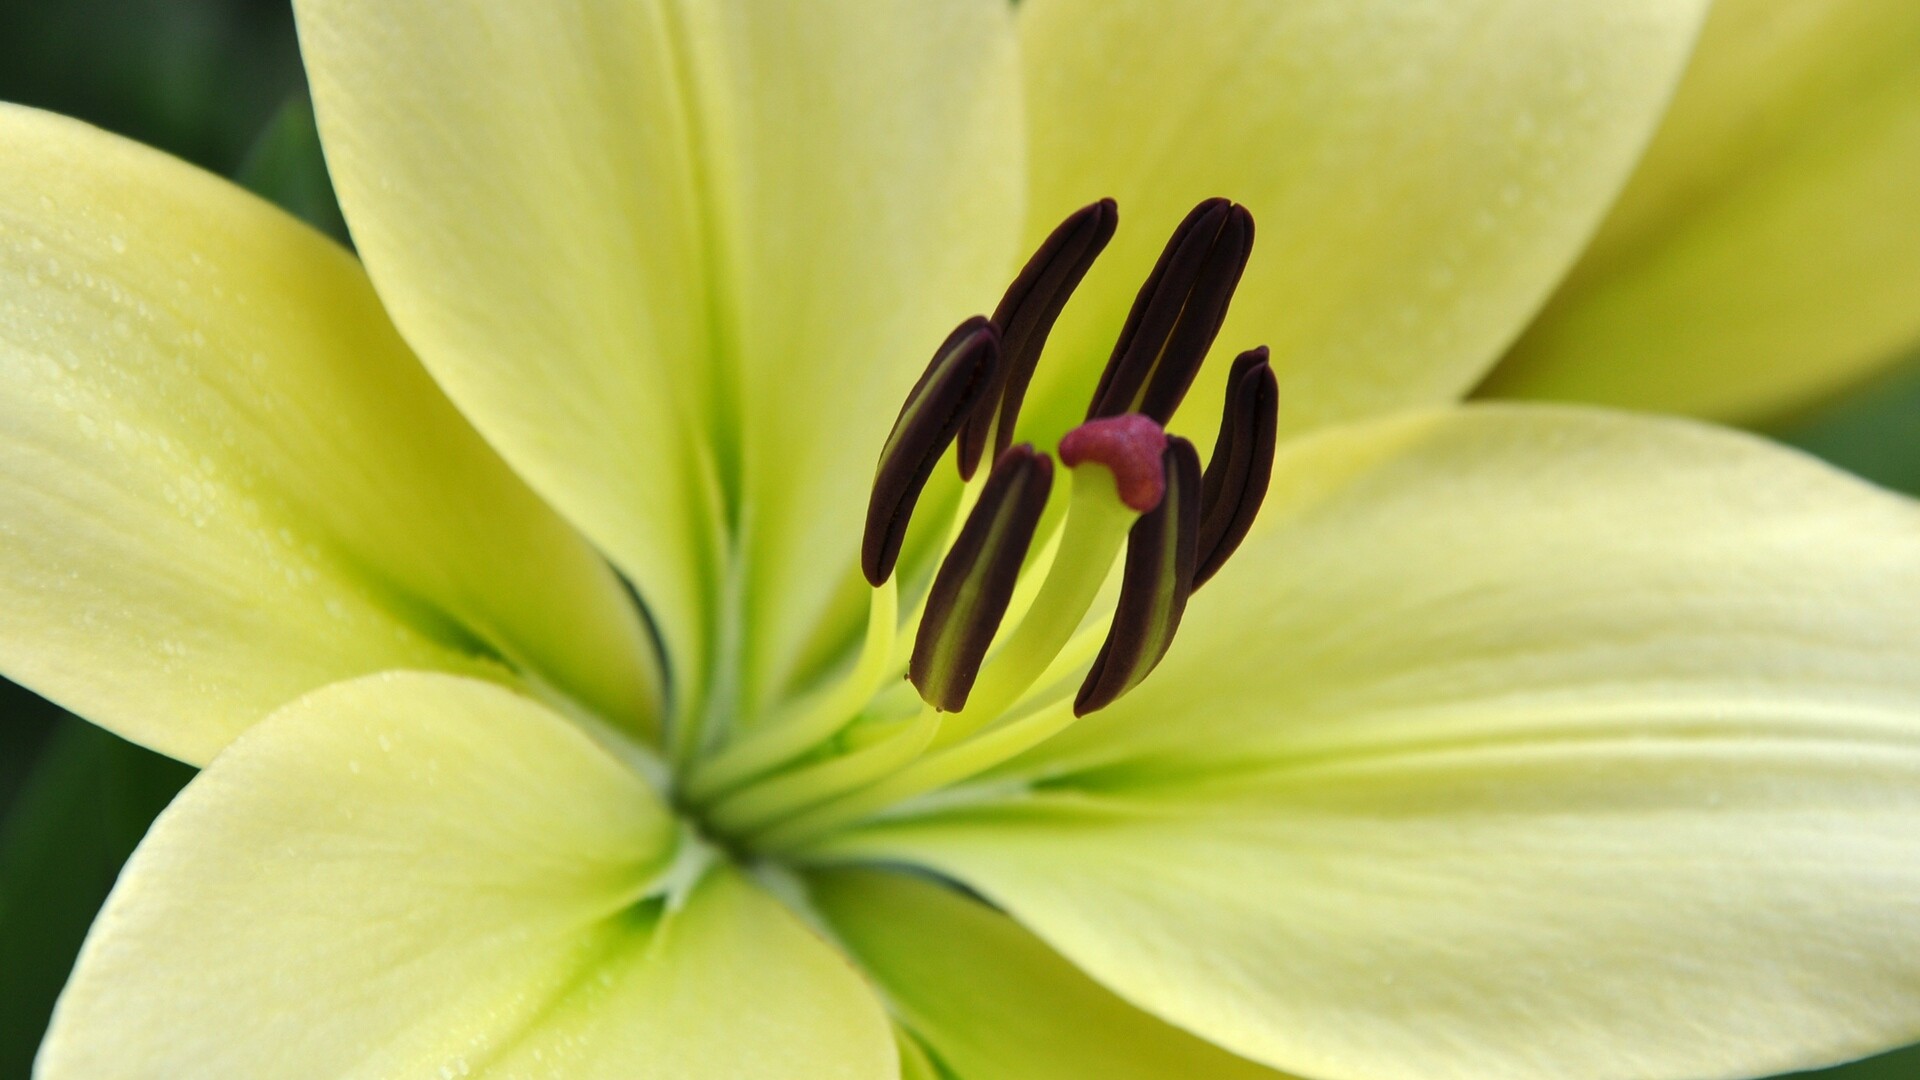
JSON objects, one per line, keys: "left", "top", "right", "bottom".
{"left": 924, "top": 416, "right": 1164, "bottom": 746}
{"left": 751, "top": 433, "right": 1200, "bottom": 856}
{"left": 1195, "top": 346, "right": 1278, "bottom": 588}
{"left": 959, "top": 199, "right": 1119, "bottom": 478}
{"left": 909, "top": 446, "right": 1054, "bottom": 711}
{"left": 697, "top": 196, "right": 1285, "bottom": 857}
{"left": 1086, "top": 199, "right": 1254, "bottom": 424}
{"left": 1076, "top": 437, "right": 1202, "bottom": 715}
{"left": 861, "top": 317, "right": 1000, "bottom": 586}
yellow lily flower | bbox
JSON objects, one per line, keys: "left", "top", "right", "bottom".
{"left": 1482, "top": 0, "right": 1920, "bottom": 423}
{"left": 3, "top": 2, "right": 1919, "bottom": 1078}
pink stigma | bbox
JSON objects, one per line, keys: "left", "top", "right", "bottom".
{"left": 1058, "top": 414, "right": 1169, "bottom": 512}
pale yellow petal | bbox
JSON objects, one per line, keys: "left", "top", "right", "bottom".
{"left": 479, "top": 868, "right": 896, "bottom": 1080}
{"left": 813, "top": 868, "right": 1296, "bottom": 1080}
{"left": 1013, "top": 0, "right": 1707, "bottom": 449}
{"left": 817, "top": 407, "right": 1920, "bottom": 1079}
{"left": 1009, "top": 406, "right": 1920, "bottom": 778}
{"left": 1485, "top": 0, "right": 1920, "bottom": 422}
{"left": 0, "top": 106, "right": 656, "bottom": 764}
{"left": 297, "top": 0, "right": 1024, "bottom": 717}
{"left": 39, "top": 672, "right": 895, "bottom": 1079}
{"left": 894, "top": 1030, "right": 943, "bottom": 1080}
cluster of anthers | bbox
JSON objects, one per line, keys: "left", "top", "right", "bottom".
{"left": 681, "top": 198, "right": 1278, "bottom": 855}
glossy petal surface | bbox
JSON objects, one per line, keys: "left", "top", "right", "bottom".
{"left": 39, "top": 673, "right": 894, "bottom": 1079}
{"left": 821, "top": 408, "right": 1920, "bottom": 1080}
{"left": 298, "top": 0, "right": 1023, "bottom": 712}
{"left": 814, "top": 868, "right": 1294, "bottom": 1080}
{"left": 1014, "top": 0, "right": 1706, "bottom": 448}
{"left": 0, "top": 106, "right": 655, "bottom": 764}
{"left": 1486, "top": 0, "right": 1920, "bottom": 421}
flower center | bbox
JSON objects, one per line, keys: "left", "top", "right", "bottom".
{"left": 678, "top": 198, "right": 1277, "bottom": 856}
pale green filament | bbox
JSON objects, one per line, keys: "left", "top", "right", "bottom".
{"left": 748, "top": 696, "right": 1080, "bottom": 853}
{"left": 682, "top": 577, "right": 898, "bottom": 802}
{"left": 1007, "top": 617, "right": 1109, "bottom": 716}
{"left": 703, "top": 710, "right": 939, "bottom": 838}
{"left": 992, "top": 508, "right": 1068, "bottom": 646}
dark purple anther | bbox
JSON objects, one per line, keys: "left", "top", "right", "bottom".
{"left": 1075, "top": 436, "right": 1202, "bottom": 715}
{"left": 1195, "top": 346, "right": 1278, "bottom": 588}
{"left": 909, "top": 446, "right": 1056, "bottom": 711}
{"left": 959, "top": 199, "right": 1119, "bottom": 479}
{"left": 1086, "top": 198, "right": 1254, "bottom": 425}
{"left": 861, "top": 317, "right": 1000, "bottom": 586}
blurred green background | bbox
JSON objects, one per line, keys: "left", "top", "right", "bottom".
{"left": 0, "top": 1, "right": 1916, "bottom": 1077}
